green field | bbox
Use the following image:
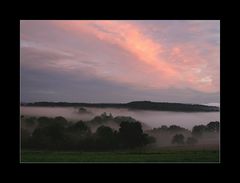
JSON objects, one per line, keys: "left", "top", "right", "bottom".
{"left": 21, "top": 147, "right": 219, "bottom": 163}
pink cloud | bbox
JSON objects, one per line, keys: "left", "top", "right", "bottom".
{"left": 21, "top": 20, "right": 219, "bottom": 93}
{"left": 54, "top": 21, "right": 180, "bottom": 84}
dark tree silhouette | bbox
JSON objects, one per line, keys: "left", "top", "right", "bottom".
{"left": 118, "top": 121, "right": 153, "bottom": 148}
{"left": 54, "top": 116, "right": 68, "bottom": 126}
{"left": 192, "top": 125, "right": 207, "bottom": 137}
{"left": 37, "top": 117, "right": 53, "bottom": 128}
{"left": 118, "top": 121, "right": 143, "bottom": 148}
{"left": 68, "top": 121, "right": 91, "bottom": 135}
{"left": 160, "top": 125, "right": 168, "bottom": 130}
{"left": 96, "top": 125, "right": 116, "bottom": 138}
{"left": 95, "top": 126, "right": 117, "bottom": 150}
{"left": 206, "top": 121, "right": 219, "bottom": 132}
{"left": 31, "top": 122, "right": 67, "bottom": 150}
{"left": 22, "top": 116, "right": 156, "bottom": 151}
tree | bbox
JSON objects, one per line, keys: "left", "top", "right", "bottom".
{"left": 192, "top": 125, "right": 207, "bottom": 137}
{"left": 65, "top": 121, "right": 92, "bottom": 150}
{"left": 206, "top": 121, "right": 220, "bottom": 133}
{"left": 54, "top": 116, "right": 68, "bottom": 126}
{"left": 118, "top": 121, "right": 154, "bottom": 148}
{"left": 95, "top": 125, "right": 117, "bottom": 150}
{"left": 160, "top": 125, "right": 168, "bottom": 131}
{"left": 78, "top": 107, "right": 87, "bottom": 112}
{"left": 142, "top": 133, "right": 156, "bottom": 144}
{"left": 186, "top": 137, "right": 198, "bottom": 145}
{"left": 37, "top": 117, "right": 53, "bottom": 128}
{"left": 31, "top": 122, "right": 67, "bottom": 150}
{"left": 171, "top": 134, "right": 185, "bottom": 145}
{"left": 68, "top": 121, "right": 91, "bottom": 136}
{"left": 168, "top": 125, "right": 188, "bottom": 133}
{"left": 114, "top": 116, "right": 137, "bottom": 124}
{"left": 31, "top": 127, "right": 51, "bottom": 149}
{"left": 96, "top": 125, "right": 115, "bottom": 138}
{"left": 118, "top": 121, "right": 142, "bottom": 148}
{"left": 90, "top": 113, "right": 114, "bottom": 125}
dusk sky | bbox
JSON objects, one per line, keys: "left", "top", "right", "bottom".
{"left": 20, "top": 20, "right": 220, "bottom": 104}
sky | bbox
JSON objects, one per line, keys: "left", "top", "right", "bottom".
{"left": 20, "top": 20, "right": 220, "bottom": 104}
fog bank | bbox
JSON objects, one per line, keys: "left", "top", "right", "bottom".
{"left": 21, "top": 106, "right": 220, "bottom": 130}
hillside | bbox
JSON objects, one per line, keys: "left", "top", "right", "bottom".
{"left": 22, "top": 101, "right": 219, "bottom": 112}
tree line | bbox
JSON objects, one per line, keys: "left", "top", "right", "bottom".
{"left": 21, "top": 116, "right": 155, "bottom": 151}
{"left": 147, "top": 121, "right": 219, "bottom": 145}
{"left": 21, "top": 114, "right": 220, "bottom": 150}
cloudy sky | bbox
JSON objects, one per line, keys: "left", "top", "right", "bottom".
{"left": 20, "top": 20, "right": 220, "bottom": 104}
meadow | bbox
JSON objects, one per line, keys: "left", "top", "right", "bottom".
{"left": 21, "top": 146, "right": 219, "bottom": 163}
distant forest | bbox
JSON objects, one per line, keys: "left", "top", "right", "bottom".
{"left": 22, "top": 101, "right": 219, "bottom": 112}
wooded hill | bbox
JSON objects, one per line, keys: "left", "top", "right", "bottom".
{"left": 22, "top": 101, "right": 220, "bottom": 112}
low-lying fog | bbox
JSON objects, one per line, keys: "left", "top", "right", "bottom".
{"left": 21, "top": 106, "right": 220, "bottom": 130}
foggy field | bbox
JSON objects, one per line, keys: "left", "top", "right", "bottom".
{"left": 20, "top": 112, "right": 220, "bottom": 162}
{"left": 21, "top": 106, "right": 220, "bottom": 130}
{"left": 21, "top": 145, "right": 219, "bottom": 163}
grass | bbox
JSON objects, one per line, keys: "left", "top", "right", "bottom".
{"left": 21, "top": 146, "right": 219, "bottom": 163}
